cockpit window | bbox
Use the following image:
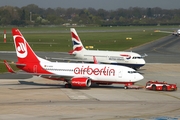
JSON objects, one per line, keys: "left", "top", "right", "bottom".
{"left": 128, "top": 71, "right": 138, "bottom": 73}
{"left": 132, "top": 56, "right": 143, "bottom": 59}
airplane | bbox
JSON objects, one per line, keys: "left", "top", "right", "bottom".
{"left": 68, "top": 28, "right": 146, "bottom": 70}
{"left": 154, "top": 29, "right": 180, "bottom": 36}
{"left": 4, "top": 28, "right": 144, "bottom": 89}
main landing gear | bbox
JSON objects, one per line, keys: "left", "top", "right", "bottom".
{"left": 65, "top": 83, "right": 72, "bottom": 88}
{"left": 124, "top": 86, "right": 128, "bottom": 89}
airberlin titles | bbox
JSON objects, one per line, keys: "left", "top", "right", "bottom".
{"left": 44, "top": 65, "right": 115, "bottom": 76}
{"left": 74, "top": 66, "right": 115, "bottom": 76}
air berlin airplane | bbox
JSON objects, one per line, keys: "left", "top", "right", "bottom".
{"left": 4, "top": 28, "right": 144, "bottom": 89}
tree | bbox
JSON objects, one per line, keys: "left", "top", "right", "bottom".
{"left": 0, "top": 5, "right": 180, "bottom": 26}
{"left": 147, "top": 8, "right": 152, "bottom": 17}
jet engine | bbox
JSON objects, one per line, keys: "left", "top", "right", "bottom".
{"left": 71, "top": 77, "right": 91, "bottom": 87}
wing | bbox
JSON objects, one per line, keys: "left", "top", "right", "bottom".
{"left": 141, "top": 53, "right": 148, "bottom": 58}
{"left": 45, "top": 56, "right": 117, "bottom": 64}
{"left": 46, "top": 56, "right": 86, "bottom": 62}
{"left": 39, "top": 74, "right": 74, "bottom": 81}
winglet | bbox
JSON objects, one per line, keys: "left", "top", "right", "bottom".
{"left": 93, "top": 56, "right": 98, "bottom": 64}
{"left": 142, "top": 53, "right": 148, "bottom": 57}
{"left": 4, "top": 60, "right": 16, "bottom": 73}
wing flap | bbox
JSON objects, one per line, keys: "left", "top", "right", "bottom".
{"left": 39, "top": 74, "right": 72, "bottom": 80}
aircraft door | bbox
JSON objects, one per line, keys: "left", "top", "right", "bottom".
{"left": 118, "top": 70, "right": 122, "bottom": 78}
{"left": 33, "top": 65, "right": 37, "bottom": 73}
{"left": 134, "top": 73, "right": 136, "bottom": 80}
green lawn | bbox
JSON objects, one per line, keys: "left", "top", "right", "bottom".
{"left": 0, "top": 26, "right": 169, "bottom": 51}
{"left": 0, "top": 25, "right": 172, "bottom": 73}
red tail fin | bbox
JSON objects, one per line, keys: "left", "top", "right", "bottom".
{"left": 12, "top": 28, "right": 39, "bottom": 63}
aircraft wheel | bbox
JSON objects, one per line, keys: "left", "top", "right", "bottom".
{"left": 124, "top": 86, "right": 128, "bottom": 89}
{"left": 162, "top": 85, "right": 167, "bottom": 91}
{"left": 65, "top": 83, "right": 72, "bottom": 88}
{"left": 152, "top": 85, "right": 156, "bottom": 91}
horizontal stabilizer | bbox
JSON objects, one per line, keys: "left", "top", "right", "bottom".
{"left": 4, "top": 60, "right": 16, "bottom": 73}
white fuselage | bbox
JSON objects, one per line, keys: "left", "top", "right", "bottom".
{"left": 172, "top": 29, "right": 180, "bottom": 36}
{"left": 176, "top": 29, "right": 180, "bottom": 35}
{"left": 73, "top": 50, "right": 145, "bottom": 68}
{"left": 40, "top": 61, "right": 143, "bottom": 83}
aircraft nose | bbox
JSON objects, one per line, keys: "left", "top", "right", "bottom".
{"left": 142, "top": 59, "right": 146, "bottom": 64}
{"left": 139, "top": 74, "right": 144, "bottom": 80}
{"left": 136, "top": 73, "right": 144, "bottom": 81}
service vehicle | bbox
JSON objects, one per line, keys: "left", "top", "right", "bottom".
{"left": 146, "top": 81, "right": 177, "bottom": 91}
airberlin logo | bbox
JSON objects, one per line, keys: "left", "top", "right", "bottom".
{"left": 17, "top": 43, "right": 26, "bottom": 52}
{"left": 74, "top": 66, "right": 115, "bottom": 76}
{"left": 14, "top": 35, "right": 27, "bottom": 58}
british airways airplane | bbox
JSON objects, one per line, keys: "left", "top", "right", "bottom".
{"left": 69, "top": 28, "right": 146, "bottom": 69}
{"left": 155, "top": 29, "right": 180, "bottom": 36}
{"left": 4, "top": 28, "right": 143, "bottom": 89}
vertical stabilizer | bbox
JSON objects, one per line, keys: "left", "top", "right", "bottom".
{"left": 69, "top": 28, "right": 85, "bottom": 54}
{"left": 12, "top": 28, "right": 39, "bottom": 63}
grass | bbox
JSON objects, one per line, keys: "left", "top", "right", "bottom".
{"left": 0, "top": 25, "right": 173, "bottom": 73}
{"left": 0, "top": 26, "right": 169, "bottom": 51}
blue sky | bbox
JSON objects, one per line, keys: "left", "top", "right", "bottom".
{"left": 0, "top": 0, "right": 179, "bottom": 10}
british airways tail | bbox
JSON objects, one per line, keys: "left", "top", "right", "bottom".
{"left": 69, "top": 28, "right": 86, "bottom": 54}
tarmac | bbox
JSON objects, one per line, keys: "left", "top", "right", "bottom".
{"left": 0, "top": 63, "right": 180, "bottom": 120}
{"left": 0, "top": 35, "right": 180, "bottom": 120}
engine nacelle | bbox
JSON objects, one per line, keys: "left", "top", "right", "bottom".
{"left": 71, "top": 77, "right": 91, "bottom": 87}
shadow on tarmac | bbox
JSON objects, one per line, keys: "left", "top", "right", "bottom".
{"left": 18, "top": 80, "right": 126, "bottom": 90}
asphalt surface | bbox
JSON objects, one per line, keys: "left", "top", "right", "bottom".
{"left": 131, "top": 35, "right": 180, "bottom": 63}
{"left": 0, "top": 35, "right": 180, "bottom": 120}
